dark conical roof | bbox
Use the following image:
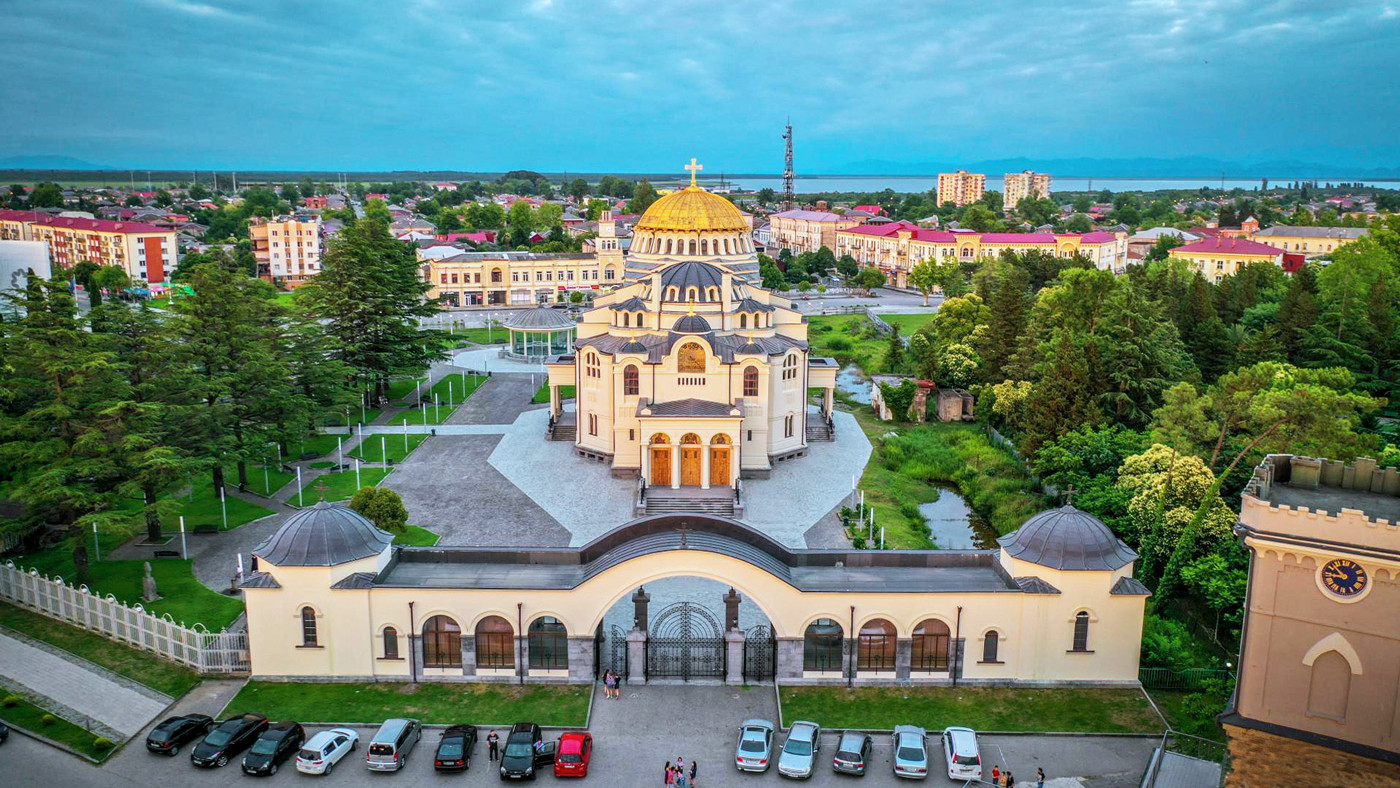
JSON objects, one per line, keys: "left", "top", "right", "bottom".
{"left": 504, "top": 307, "right": 576, "bottom": 330}
{"left": 673, "top": 313, "right": 713, "bottom": 333}
{"left": 254, "top": 500, "right": 393, "bottom": 567}
{"left": 997, "top": 505, "right": 1137, "bottom": 571}
{"left": 659, "top": 262, "right": 724, "bottom": 300}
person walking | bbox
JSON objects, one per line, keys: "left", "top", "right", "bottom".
{"left": 1005, "top": 771, "right": 1016, "bottom": 787}
{"left": 689, "top": 759, "right": 698, "bottom": 787}
{"left": 991, "top": 765, "right": 1002, "bottom": 786}
{"left": 1036, "top": 767, "right": 1045, "bottom": 788}
{"left": 664, "top": 762, "right": 675, "bottom": 786}
{"left": 487, "top": 730, "right": 500, "bottom": 761}
{"left": 675, "top": 766, "right": 689, "bottom": 788}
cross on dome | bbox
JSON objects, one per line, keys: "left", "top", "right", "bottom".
{"left": 685, "top": 157, "right": 703, "bottom": 187}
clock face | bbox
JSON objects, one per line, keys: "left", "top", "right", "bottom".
{"left": 1320, "top": 558, "right": 1368, "bottom": 598}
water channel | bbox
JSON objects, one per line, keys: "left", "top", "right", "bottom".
{"left": 919, "top": 485, "right": 1002, "bottom": 549}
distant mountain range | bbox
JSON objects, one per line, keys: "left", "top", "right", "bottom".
{"left": 0, "top": 155, "right": 108, "bottom": 170}
{"left": 827, "top": 156, "right": 1400, "bottom": 179}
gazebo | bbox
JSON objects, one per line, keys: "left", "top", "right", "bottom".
{"left": 503, "top": 307, "right": 577, "bottom": 361}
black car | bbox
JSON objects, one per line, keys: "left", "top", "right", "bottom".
{"left": 0, "top": 720, "right": 8, "bottom": 744}
{"left": 499, "top": 722, "right": 556, "bottom": 780}
{"left": 241, "top": 720, "right": 305, "bottom": 776}
{"left": 435, "top": 724, "right": 478, "bottom": 772}
{"left": 145, "top": 714, "right": 214, "bottom": 757}
{"left": 190, "top": 713, "right": 268, "bottom": 768}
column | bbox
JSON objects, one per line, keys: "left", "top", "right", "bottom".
{"left": 824, "top": 388, "right": 834, "bottom": 419}
{"left": 670, "top": 445, "right": 679, "bottom": 489}
{"left": 776, "top": 638, "right": 804, "bottom": 681}
{"left": 723, "top": 588, "right": 741, "bottom": 632}
{"left": 566, "top": 635, "right": 595, "bottom": 684}
{"left": 725, "top": 630, "right": 746, "bottom": 685}
{"left": 701, "top": 445, "right": 711, "bottom": 489}
{"left": 895, "top": 638, "right": 912, "bottom": 682}
{"left": 626, "top": 629, "right": 648, "bottom": 685}
{"left": 461, "top": 633, "right": 477, "bottom": 678}
{"left": 549, "top": 385, "right": 560, "bottom": 418}
{"left": 517, "top": 635, "right": 530, "bottom": 682}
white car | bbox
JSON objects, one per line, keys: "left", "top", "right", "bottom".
{"left": 296, "top": 727, "right": 359, "bottom": 775}
{"left": 941, "top": 726, "right": 982, "bottom": 781}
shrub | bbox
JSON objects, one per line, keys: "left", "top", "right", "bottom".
{"left": 826, "top": 336, "right": 851, "bottom": 351}
{"left": 1140, "top": 614, "right": 1203, "bottom": 668}
{"left": 41, "top": 713, "right": 57, "bottom": 726}
{"left": 1, "top": 694, "right": 19, "bottom": 707}
{"left": 93, "top": 736, "right": 114, "bottom": 750}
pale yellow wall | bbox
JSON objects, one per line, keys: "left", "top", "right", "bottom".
{"left": 1168, "top": 249, "right": 1282, "bottom": 281}
{"left": 1249, "top": 234, "right": 1358, "bottom": 256}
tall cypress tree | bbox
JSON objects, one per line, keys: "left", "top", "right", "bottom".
{"left": 976, "top": 262, "right": 1031, "bottom": 383}
{"left": 1275, "top": 263, "right": 1320, "bottom": 363}
{"left": 1179, "top": 273, "right": 1234, "bottom": 382}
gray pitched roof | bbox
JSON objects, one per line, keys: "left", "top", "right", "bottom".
{"left": 1014, "top": 576, "right": 1061, "bottom": 594}
{"left": 733, "top": 297, "right": 776, "bottom": 313}
{"left": 997, "top": 505, "right": 1138, "bottom": 571}
{"left": 608, "top": 296, "right": 651, "bottom": 312}
{"left": 1252, "top": 226, "right": 1369, "bottom": 239}
{"left": 1110, "top": 576, "right": 1153, "bottom": 596}
{"left": 239, "top": 571, "right": 281, "bottom": 589}
{"left": 577, "top": 331, "right": 805, "bottom": 364}
{"left": 331, "top": 571, "right": 378, "bottom": 590}
{"left": 253, "top": 501, "right": 393, "bottom": 567}
{"left": 640, "top": 398, "right": 740, "bottom": 418}
{"left": 504, "top": 307, "right": 577, "bottom": 330}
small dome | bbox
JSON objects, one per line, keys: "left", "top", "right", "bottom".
{"left": 997, "top": 505, "right": 1137, "bottom": 571}
{"left": 659, "top": 262, "right": 725, "bottom": 301}
{"left": 504, "top": 307, "right": 576, "bottom": 330}
{"left": 673, "top": 314, "right": 713, "bottom": 333}
{"left": 635, "top": 185, "right": 749, "bottom": 233}
{"left": 254, "top": 500, "right": 393, "bottom": 567}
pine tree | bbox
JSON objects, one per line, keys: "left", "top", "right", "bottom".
{"left": 975, "top": 262, "right": 1031, "bottom": 383}
{"left": 1179, "top": 273, "right": 1234, "bottom": 382}
{"left": 1275, "top": 263, "right": 1320, "bottom": 363}
{"left": 1021, "top": 334, "right": 1099, "bottom": 455}
{"left": 884, "top": 323, "right": 905, "bottom": 373}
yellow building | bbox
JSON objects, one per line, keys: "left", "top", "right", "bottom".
{"left": 1003, "top": 170, "right": 1052, "bottom": 211}
{"left": 250, "top": 214, "right": 322, "bottom": 287}
{"left": 1248, "top": 225, "right": 1368, "bottom": 257}
{"left": 0, "top": 208, "right": 178, "bottom": 284}
{"left": 937, "top": 170, "right": 987, "bottom": 207}
{"left": 1168, "top": 237, "right": 1284, "bottom": 282}
{"left": 767, "top": 209, "right": 862, "bottom": 254}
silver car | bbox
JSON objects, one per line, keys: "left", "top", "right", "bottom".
{"left": 735, "top": 718, "right": 775, "bottom": 772}
{"left": 778, "top": 721, "right": 821, "bottom": 779}
{"left": 891, "top": 725, "right": 929, "bottom": 779}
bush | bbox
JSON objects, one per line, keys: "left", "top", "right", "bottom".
{"left": 1, "top": 694, "right": 19, "bottom": 708}
{"left": 826, "top": 336, "right": 851, "bottom": 351}
{"left": 93, "top": 736, "right": 114, "bottom": 750}
{"left": 1140, "top": 614, "right": 1203, "bottom": 668}
{"left": 41, "top": 713, "right": 57, "bottom": 726}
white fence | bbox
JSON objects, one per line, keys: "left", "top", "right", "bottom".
{"left": 0, "top": 561, "right": 249, "bottom": 675}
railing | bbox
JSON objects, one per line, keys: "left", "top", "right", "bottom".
{"left": 1140, "top": 730, "right": 1229, "bottom": 788}
{"left": 1138, "top": 666, "right": 1236, "bottom": 691}
{"left": 0, "top": 561, "right": 250, "bottom": 675}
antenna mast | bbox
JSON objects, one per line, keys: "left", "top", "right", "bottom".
{"left": 782, "top": 119, "right": 795, "bottom": 210}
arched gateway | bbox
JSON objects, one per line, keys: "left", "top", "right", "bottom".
{"left": 243, "top": 505, "right": 1151, "bottom": 686}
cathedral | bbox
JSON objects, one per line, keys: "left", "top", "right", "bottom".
{"left": 542, "top": 163, "right": 838, "bottom": 488}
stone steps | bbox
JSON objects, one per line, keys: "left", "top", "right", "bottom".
{"left": 549, "top": 425, "right": 576, "bottom": 441}
{"left": 644, "top": 497, "right": 735, "bottom": 518}
{"left": 806, "top": 424, "right": 834, "bottom": 442}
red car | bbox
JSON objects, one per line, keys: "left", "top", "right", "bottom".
{"left": 553, "top": 731, "right": 593, "bottom": 778}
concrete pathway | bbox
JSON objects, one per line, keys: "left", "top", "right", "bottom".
{"left": 0, "top": 630, "right": 170, "bottom": 738}
{"left": 453, "top": 345, "right": 551, "bottom": 374}
{"left": 446, "top": 373, "right": 544, "bottom": 425}
{"left": 741, "top": 410, "right": 872, "bottom": 545}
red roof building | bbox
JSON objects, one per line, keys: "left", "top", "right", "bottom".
{"left": 0, "top": 208, "right": 178, "bottom": 283}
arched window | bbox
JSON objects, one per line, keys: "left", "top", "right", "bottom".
{"left": 740, "top": 314, "right": 748, "bottom": 329}
{"left": 475, "top": 616, "right": 514, "bottom": 670}
{"left": 666, "top": 286, "right": 679, "bottom": 301}
{"left": 622, "top": 313, "right": 630, "bottom": 327}
{"left": 858, "top": 619, "right": 896, "bottom": 671}
{"left": 743, "top": 366, "right": 759, "bottom": 397}
{"left": 588, "top": 412, "right": 598, "bottom": 436}
{"left": 706, "top": 286, "right": 719, "bottom": 301}
{"left": 422, "top": 615, "right": 462, "bottom": 668}
{"left": 677, "top": 342, "right": 706, "bottom": 373}
{"left": 300, "top": 606, "right": 318, "bottom": 647}
{"left": 711, "top": 434, "right": 729, "bottom": 444}
{"left": 1307, "top": 651, "right": 1352, "bottom": 719}
{"left": 685, "top": 285, "right": 699, "bottom": 302}
{"left": 1072, "top": 612, "right": 1090, "bottom": 652}
{"left": 981, "top": 631, "right": 1000, "bottom": 663}
{"left": 782, "top": 353, "right": 799, "bottom": 380}
{"left": 383, "top": 626, "right": 399, "bottom": 659}
{"left": 623, "top": 364, "right": 639, "bottom": 396}
{"left": 803, "top": 619, "right": 844, "bottom": 672}
{"left": 688, "top": 239, "right": 696, "bottom": 255}
{"left": 680, "top": 432, "right": 701, "bottom": 444}
{"left": 912, "top": 619, "right": 950, "bottom": 671}
{"left": 528, "top": 617, "right": 569, "bottom": 670}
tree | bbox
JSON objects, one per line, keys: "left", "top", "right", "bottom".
{"left": 756, "top": 187, "right": 776, "bottom": 205}
{"left": 1273, "top": 263, "right": 1320, "bottom": 363}
{"left": 125, "top": 195, "right": 145, "bottom": 207}
{"left": 974, "top": 262, "right": 1031, "bottom": 383}
{"left": 962, "top": 204, "right": 999, "bottom": 232}
{"left": 1118, "top": 444, "right": 1236, "bottom": 581}
{"left": 1021, "top": 333, "right": 1100, "bottom": 454}
{"left": 629, "top": 179, "right": 659, "bottom": 214}
{"left": 153, "top": 189, "right": 174, "bottom": 208}
{"left": 363, "top": 199, "right": 392, "bottom": 225}
{"left": 836, "top": 254, "right": 859, "bottom": 279}
{"left": 348, "top": 486, "right": 408, "bottom": 533}
{"left": 856, "top": 266, "right": 886, "bottom": 293}
{"left": 1064, "top": 213, "right": 1093, "bottom": 233}
{"left": 27, "top": 182, "right": 64, "bottom": 208}
{"left": 759, "top": 254, "right": 786, "bottom": 291}
{"left": 937, "top": 343, "right": 979, "bottom": 388}
{"left": 568, "top": 179, "right": 588, "bottom": 202}
{"left": 908, "top": 259, "right": 938, "bottom": 306}
{"left": 507, "top": 200, "right": 536, "bottom": 234}
{"left": 884, "top": 324, "right": 904, "bottom": 373}
{"left": 1180, "top": 273, "right": 1234, "bottom": 381}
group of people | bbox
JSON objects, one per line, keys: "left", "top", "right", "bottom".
{"left": 602, "top": 669, "right": 622, "bottom": 699}
{"left": 663, "top": 755, "right": 698, "bottom": 787}
{"left": 990, "top": 765, "right": 1046, "bottom": 787}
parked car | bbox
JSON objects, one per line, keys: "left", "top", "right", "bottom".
{"left": 296, "top": 728, "right": 358, "bottom": 775}
{"left": 434, "top": 725, "right": 478, "bottom": 772}
{"left": 241, "top": 720, "right": 305, "bottom": 776}
{"left": 145, "top": 714, "right": 213, "bottom": 757}
{"left": 190, "top": 713, "right": 268, "bottom": 768}
{"left": 553, "top": 731, "right": 593, "bottom": 778}
{"left": 735, "top": 718, "right": 776, "bottom": 772}
{"left": 0, "top": 720, "right": 9, "bottom": 744}
{"left": 832, "top": 731, "right": 873, "bottom": 775}
{"left": 500, "top": 722, "right": 557, "bottom": 780}
{"left": 891, "top": 725, "right": 928, "bottom": 780}
{"left": 366, "top": 718, "right": 422, "bottom": 771}
{"left": 940, "top": 727, "right": 982, "bottom": 781}
{"left": 778, "top": 721, "right": 822, "bottom": 779}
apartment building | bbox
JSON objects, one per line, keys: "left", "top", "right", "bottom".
{"left": 1003, "top": 170, "right": 1052, "bottom": 211}
{"left": 835, "top": 221, "right": 1127, "bottom": 287}
{"left": 1249, "top": 225, "right": 1368, "bottom": 257}
{"left": 767, "top": 209, "right": 863, "bottom": 254}
{"left": 251, "top": 215, "right": 322, "bottom": 288}
{"left": 420, "top": 250, "right": 622, "bottom": 306}
{"left": 1168, "top": 237, "right": 1284, "bottom": 281}
{"left": 936, "top": 170, "right": 986, "bottom": 207}
{"left": 0, "top": 208, "right": 178, "bottom": 284}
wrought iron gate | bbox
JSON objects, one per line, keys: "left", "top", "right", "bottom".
{"left": 645, "top": 602, "right": 724, "bottom": 681}
{"left": 742, "top": 624, "right": 776, "bottom": 682}
{"left": 596, "top": 624, "right": 628, "bottom": 678}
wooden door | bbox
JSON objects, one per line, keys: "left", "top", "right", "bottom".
{"left": 651, "top": 448, "right": 671, "bottom": 486}
{"left": 710, "top": 448, "right": 730, "bottom": 487}
{"left": 680, "top": 447, "right": 703, "bottom": 486}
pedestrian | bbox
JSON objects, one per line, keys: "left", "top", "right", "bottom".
{"left": 675, "top": 767, "right": 689, "bottom": 788}
{"left": 676, "top": 755, "right": 685, "bottom": 773}
{"left": 607, "top": 669, "right": 619, "bottom": 699}
{"left": 1006, "top": 771, "right": 1015, "bottom": 787}
{"left": 991, "top": 765, "right": 1002, "bottom": 786}
{"left": 1036, "top": 767, "right": 1045, "bottom": 788}
{"left": 487, "top": 729, "right": 499, "bottom": 761}
{"left": 689, "top": 759, "right": 698, "bottom": 787}
{"left": 664, "top": 762, "right": 674, "bottom": 786}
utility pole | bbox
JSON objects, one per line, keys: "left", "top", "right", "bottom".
{"left": 781, "top": 119, "right": 795, "bottom": 211}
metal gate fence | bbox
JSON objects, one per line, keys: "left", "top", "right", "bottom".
{"left": 742, "top": 624, "right": 776, "bottom": 682}
{"left": 645, "top": 602, "right": 725, "bottom": 681}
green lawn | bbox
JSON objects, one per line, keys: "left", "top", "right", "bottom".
{"left": 309, "top": 460, "right": 337, "bottom": 469}
{"left": 224, "top": 681, "right": 591, "bottom": 726}
{"left": 0, "top": 603, "right": 202, "bottom": 697}
{"left": 881, "top": 312, "right": 939, "bottom": 334}
{"left": 778, "top": 686, "right": 1163, "bottom": 734}
{"left": 533, "top": 383, "right": 576, "bottom": 404}
{"left": 0, "top": 693, "right": 116, "bottom": 760}
{"left": 438, "top": 325, "right": 507, "bottom": 345}
{"left": 172, "top": 482, "right": 275, "bottom": 530}
{"left": 350, "top": 433, "right": 430, "bottom": 464}
{"left": 807, "top": 315, "right": 893, "bottom": 374}
{"left": 427, "top": 371, "right": 487, "bottom": 406}
{"left": 386, "top": 377, "right": 428, "bottom": 401}
{"left": 1149, "top": 690, "right": 1228, "bottom": 742}
{"left": 284, "top": 467, "right": 392, "bottom": 505}
{"left": 296, "top": 433, "right": 344, "bottom": 459}
{"left": 393, "top": 525, "right": 441, "bottom": 547}
{"left": 325, "top": 408, "right": 383, "bottom": 427}
{"left": 386, "top": 403, "right": 457, "bottom": 426}
{"left": 223, "top": 463, "right": 295, "bottom": 497}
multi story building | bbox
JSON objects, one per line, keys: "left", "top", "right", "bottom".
{"left": 834, "top": 221, "right": 1127, "bottom": 287}
{"left": 767, "top": 209, "right": 862, "bottom": 254}
{"left": 1002, "top": 170, "right": 1052, "bottom": 211}
{"left": 936, "top": 170, "right": 986, "bottom": 207}
{"left": 1248, "top": 225, "right": 1369, "bottom": 257}
{"left": 1167, "top": 237, "right": 1284, "bottom": 282}
{"left": 1223, "top": 454, "right": 1400, "bottom": 784}
{"left": 0, "top": 209, "right": 178, "bottom": 284}
{"left": 250, "top": 215, "right": 323, "bottom": 288}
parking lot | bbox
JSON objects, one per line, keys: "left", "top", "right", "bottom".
{"left": 1, "top": 682, "right": 1156, "bottom": 788}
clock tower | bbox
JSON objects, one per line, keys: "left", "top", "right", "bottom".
{"left": 1222, "top": 454, "right": 1400, "bottom": 784}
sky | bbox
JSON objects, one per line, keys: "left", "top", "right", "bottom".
{"left": 2, "top": 0, "right": 1399, "bottom": 173}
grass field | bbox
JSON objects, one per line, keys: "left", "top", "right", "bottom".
{"left": 0, "top": 693, "right": 117, "bottom": 760}
{"left": 224, "top": 681, "right": 591, "bottom": 726}
{"left": 325, "top": 408, "right": 383, "bottom": 427}
{"left": 350, "top": 433, "right": 430, "bottom": 464}
{"left": 386, "top": 402, "right": 458, "bottom": 426}
{"left": 881, "top": 312, "right": 939, "bottom": 334}
{"left": 778, "top": 686, "right": 1163, "bottom": 734}
{"left": 533, "top": 383, "right": 576, "bottom": 403}
{"left": 223, "top": 462, "right": 294, "bottom": 497}
{"left": 426, "top": 370, "right": 487, "bottom": 405}
{"left": 385, "top": 377, "right": 428, "bottom": 401}
{"left": 284, "top": 467, "right": 392, "bottom": 505}
{"left": 170, "top": 483, "right": 275, "bottom": 530}
{"left": 437, "top": 325, "right": 507, "bottom": 344}
{"left": 807, "top": 315, "right": 893, "bottom": 374}
{"left": 296, "top": 433, "right": 344, "bottom": 459}
{"left": 0, "top": 603, "right": 202, "bottom": 697}
{"left": 392, "top": 525, "right": 441, "bottom": 547}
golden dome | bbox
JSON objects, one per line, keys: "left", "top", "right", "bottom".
{"left": 634, "top": 185, "right": 750, "bottom": 233}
